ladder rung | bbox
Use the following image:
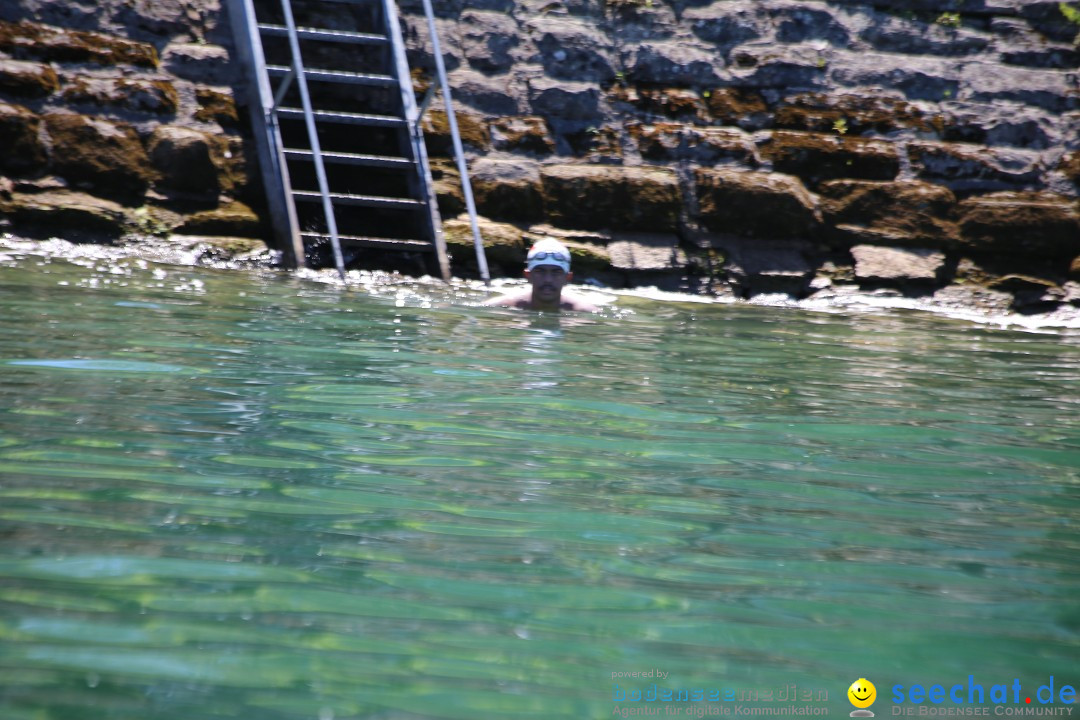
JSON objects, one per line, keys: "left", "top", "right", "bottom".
{"left": 302, "top": 233, "right": 434, "bottom": 252}
{"left": 267, "top": 65, "right": 397, "bottom": 87}
{"left": 276, "top": 108, "right": 407, "bottom": 127}
{"left": 258, "top": 24, "right": 388, "bottom": 45}
{"left": 285, "top": 149, "right": 414, "bottom": 169}
{"left": 293, "top": 191, "right": 423, "bottom": 210}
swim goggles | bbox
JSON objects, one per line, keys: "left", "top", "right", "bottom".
{"left": 526, "top": 250, "right": 571, "bottom": 272}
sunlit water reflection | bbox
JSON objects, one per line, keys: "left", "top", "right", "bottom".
{"left": 0, "top": 241, "right": 1078, "bottom": 720}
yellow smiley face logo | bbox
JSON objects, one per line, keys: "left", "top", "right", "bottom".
{"left": 848, "top": 678, "right": 876, "bottom": 708}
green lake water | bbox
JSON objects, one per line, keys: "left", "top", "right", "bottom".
{"left": 0, "top": 247, "right": 1078, "bottom": 720}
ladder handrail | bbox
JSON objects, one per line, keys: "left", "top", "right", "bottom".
{"left": 382, "top": 0, "right": 451, "bottom": 282}
{"left": 279, "top": 0, "right": 347, "bottom": 280}
{"left": 420, "top": 0, "right": 490, "bottom": 285}
{"left": 230, "top": 0, "right": 306, "bottom": 269}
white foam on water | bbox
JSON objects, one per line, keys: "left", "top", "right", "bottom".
{"left": 4, "top": 233, "right": 1079, "bottom": 332}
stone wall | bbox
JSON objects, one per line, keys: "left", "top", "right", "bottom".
{"left": 0, "top": 0, "right": 266, "bottom": 259}
{"left": 1, "top": 0, "right": 1079, "bottom": 309}
{"left": 402, "top": 0, "right": 1080, "bottom": 308}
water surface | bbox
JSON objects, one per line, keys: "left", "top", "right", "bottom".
{"left": 0, "top": 247, "right": 1078, "bottom": 720}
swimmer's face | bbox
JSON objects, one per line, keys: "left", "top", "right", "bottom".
{"left": 526, "top": 265, "right": 570, "bottom": 302}
{"left": 848, "top": 679, "right": 876, "bottom": 709}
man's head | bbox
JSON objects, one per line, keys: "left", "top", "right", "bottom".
{"left": 525, "top": 239, "right": 572, "bottom": 307}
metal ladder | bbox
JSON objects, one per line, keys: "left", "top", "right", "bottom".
{"left": 229, "top": 0, "right": 475, "bottom": 281}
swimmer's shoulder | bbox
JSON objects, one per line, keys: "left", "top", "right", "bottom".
{"left": 560, "top": 293, "right": 600, "bottom": 312}
{"left": 482, "top": 292, "right": 532, "bottom": 309}
{"left": 482, "top": 290, "right": 601, "bottom": 313}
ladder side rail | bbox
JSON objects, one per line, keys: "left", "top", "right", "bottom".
{"left": 420, "top": 0, "right": 489, "bottom": 285}
{"left": 382, "top": 0, "right": 451, "bottom": 282}
{"left": 228, "top": 0, "right": 306, "bottom": 268}
{"left": 278, "top": 0, "right": 347, "bottom": 280}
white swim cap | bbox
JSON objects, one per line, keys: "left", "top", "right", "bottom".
{"left": 526, "top": 238, "right": 571, "bottom": 273}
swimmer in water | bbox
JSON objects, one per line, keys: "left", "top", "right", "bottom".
{"left": 483, "top": 238, "right": 599, "bottom": 312}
